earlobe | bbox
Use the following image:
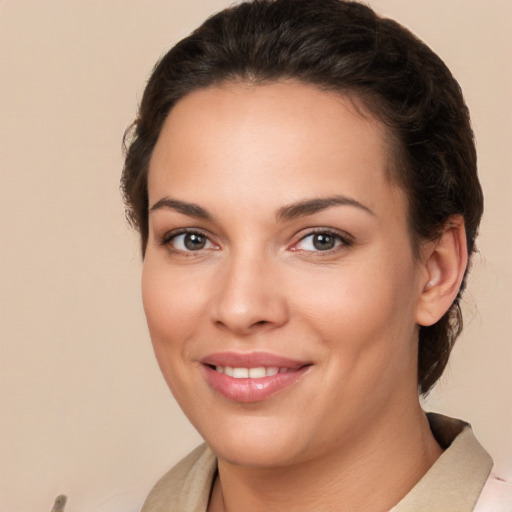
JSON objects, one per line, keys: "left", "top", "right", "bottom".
{"left": 416, "top": 216, "right": 468, "bottom": 327}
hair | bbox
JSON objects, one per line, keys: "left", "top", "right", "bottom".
{"left": 121, "top": 0, "right": 483, "bottom": 394}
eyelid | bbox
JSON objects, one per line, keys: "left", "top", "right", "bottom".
{"left": 161, "top": 227, "right": 219, "bottom": 253}
{"left": 158, "top": 226, "right": 353, "bottom": 254}
{"left": 289, "top": 227, "right": 354, "bottom": 252}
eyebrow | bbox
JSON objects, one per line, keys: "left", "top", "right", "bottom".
{"left": 149, "top": 194, "right": 374, "bottom": 222}
{"left": 276, "top": 195, "right": 375, "bottom": 221}
{"left": 149, "top": 197, "right": 213, "bottom": 220}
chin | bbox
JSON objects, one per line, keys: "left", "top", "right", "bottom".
{"left": 211, "top": 435, "right": 302, "bottom": 468}
{"left": 196, "top": 414, "right": 310, "bottom": 468}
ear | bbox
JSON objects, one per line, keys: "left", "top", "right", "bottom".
{"left": 415, "top": 216, "right": 468, "bottom": 327}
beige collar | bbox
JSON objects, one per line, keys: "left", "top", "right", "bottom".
{"left": 391, "top": 413, "right": 493, "bottom": 511}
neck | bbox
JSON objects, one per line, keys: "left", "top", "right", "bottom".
{"left": 208, "top": 404, "right": 442, "bottom": 512}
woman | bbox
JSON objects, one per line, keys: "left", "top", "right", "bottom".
{"left": 122, "top": 1, "right": 511, "bottom": 510}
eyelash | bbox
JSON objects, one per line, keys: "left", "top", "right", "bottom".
{"left": 291, "top": 228, "right": 354, "bottom": 254}
{"left": 160, "top": 228, "right": 217, "bottom": 255}
{"left": 160, "top": 228, "right": 353, "bottom": 255}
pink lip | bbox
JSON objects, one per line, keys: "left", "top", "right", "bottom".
{"left": 200, "top": 351, "right": 312, "bottom": 403}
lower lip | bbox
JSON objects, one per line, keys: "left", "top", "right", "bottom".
{"left": 202, "top": 365, "right": 311, "bottom": 402}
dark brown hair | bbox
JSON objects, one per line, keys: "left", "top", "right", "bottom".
{"left": 122, "top": 0, "right": 483, "bottom": 394}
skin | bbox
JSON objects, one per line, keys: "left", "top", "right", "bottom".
{"left": 142, "top": 81, "right": 466, "bottom": 511}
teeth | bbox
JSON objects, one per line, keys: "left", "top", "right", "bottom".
{"left": 232, "top": 368, "right": 249, "bottom": 378}
{"left": 214, "top": 366, "right": 286, "bottom": 378}
{"left": 248, "top": 367, "right": 266, "bottom": 378}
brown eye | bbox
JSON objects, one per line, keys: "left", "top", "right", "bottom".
{"left": 183, "top": 233, "right": 207, "bottom": 250}
{"left": 167, "top": 231, "right": 215, "bottom": 252}
{"left": 312, "top": 233, "right": 336, "bottom": 250}
{"left": 293, "top": 230, "right": 351, "bottom": 253}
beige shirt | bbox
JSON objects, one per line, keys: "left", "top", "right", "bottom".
{"left": 141, "top": 413, "right": 510, "bottom": 512}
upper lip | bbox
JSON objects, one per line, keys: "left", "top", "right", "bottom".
{"left": 200, "top": 351, "right": 311, "bottom": 369}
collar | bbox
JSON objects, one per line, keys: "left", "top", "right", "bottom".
{"left": 391, "top": 412, "right": 493, "bottom": 511}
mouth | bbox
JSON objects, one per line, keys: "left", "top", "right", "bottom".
{"left": 210, "top": 365, "right": 294, "bottom": 378}
{"left": 200, "top": 352, "right": 312, "bottom": 402}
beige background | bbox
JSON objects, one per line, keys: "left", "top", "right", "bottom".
{"left": 1, "top": 1, "right": 510, "bottom": 511}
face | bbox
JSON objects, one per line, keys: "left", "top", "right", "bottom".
{"left": 142, "top": 81, "right": 428, "bottom": 468}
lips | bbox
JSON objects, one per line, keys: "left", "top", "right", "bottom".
{"left": 200, "top": 352, "right": 312, "bottom": 402}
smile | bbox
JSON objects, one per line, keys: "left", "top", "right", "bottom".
{"left": 214, "top": 366, "right": 290, "bottom": 378}
{"left": 201, "top": 352, "right": 311, "bottom": 402}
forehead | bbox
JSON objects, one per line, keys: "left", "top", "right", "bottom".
{"left": 147, "top": 81, "right": 404, "bottom": 219}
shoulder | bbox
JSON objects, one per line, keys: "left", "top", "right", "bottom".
{"left": 474, "top": 471, "right": 512, "bottom": 512}
{"left": 141, "top": 443, "right": 217, "bottom": 512}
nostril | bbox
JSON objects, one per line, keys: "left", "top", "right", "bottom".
{"left": 212, "top": 292, "right": 289, "bottom": 333}
{"left": 214, "top": 318, "right": 269, "bottom": 332}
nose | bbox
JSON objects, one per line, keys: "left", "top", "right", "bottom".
{"left": 211, "top": 251, "right": 289, "bottom": 335}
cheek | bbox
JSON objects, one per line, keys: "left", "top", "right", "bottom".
{"left": 302, "top": 264, "right": 419, "bottom": 411}
{"left": 292, "top": 254, "right": 419, "bottom": 359}
{"left": 141, "top": 260, "right": 212, "bottom": 405}
{"left": 141, "top": 260, "right": 206, "bottom": 356}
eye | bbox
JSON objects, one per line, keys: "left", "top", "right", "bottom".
{"left": 164, "top": 231, "right": 216, "bottom": 252}
{"left": 293, "top": 231, "right": 351, "bottom": 252}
